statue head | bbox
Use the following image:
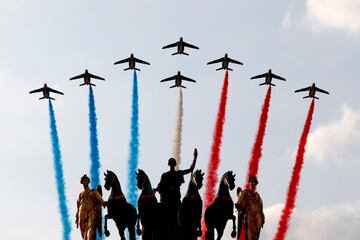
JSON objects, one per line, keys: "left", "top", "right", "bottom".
{"left": 168, "top": 158, "right": 177, "bottom": 168}
{"left": 80, "top": 174, "right": 90, "bottom": 185}
{"left": 248, "top": 176, "right": 258, "bottom": 186}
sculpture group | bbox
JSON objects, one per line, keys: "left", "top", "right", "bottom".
{"left": 75, "top": 149, "right": 265, "bottom": 240}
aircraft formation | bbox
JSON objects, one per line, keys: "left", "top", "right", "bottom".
{"left": 29, "top": 36, "right": 329, "bottom": 99}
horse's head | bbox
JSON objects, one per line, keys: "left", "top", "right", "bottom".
{"left": 104, "top": 170, "right": 116, "bottom": 191}
{"left": 136, "top": 169, "right": 147, "bottom": 190}
{"left": 223, "top": 171, "right": 236, "bottom": 191}
{"left": 192, "top": 169, "right": 205, "bottom": 190}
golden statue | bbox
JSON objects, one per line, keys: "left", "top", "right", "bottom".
{"left": 75, "top": 175, "right": 106, "bottom": 240}
{"left": 236, "top": 176, "right": 265, "bottom": 240}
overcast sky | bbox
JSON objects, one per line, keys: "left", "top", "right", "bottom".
{"left": 1, "top": 1, "right": 359, "bottom": 239}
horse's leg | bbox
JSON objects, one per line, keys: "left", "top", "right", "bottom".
{"left": 231, "top": 215, "right": 237, "bottom": 238}
{"left": 128, "top": 224, "right": 136, "bottom": 240}
{"left": 205, "top": 226, "right": 214, "bottom": 240}
{"left": 115, "top": 221, "right": 126, "bottom": 240}
{"left": 215, "top": 224, "right": 225, "bottom": 240}
{"left": 104, "top": 214, "right": 110, "bottom": 237}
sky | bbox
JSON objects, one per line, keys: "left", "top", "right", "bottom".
{"left": 0, "top": 0, "right": 359, "bottom": 239}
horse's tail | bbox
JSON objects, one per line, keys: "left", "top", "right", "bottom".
{"left": 136, "top": 213, "right": 142, "bottom": 236}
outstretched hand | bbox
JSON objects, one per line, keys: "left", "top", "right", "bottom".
{"left": 193, "top": 148, "right": 198, "bottom": 160}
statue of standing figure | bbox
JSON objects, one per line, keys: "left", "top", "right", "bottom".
{"left": 236, "top": 176, "right": 265, "bottom": 240}
{"left": 154, "top": 148, "right": 198, "bottom": 240}
{"left": 75, "top": 174, "right": 107, "bottom": 240}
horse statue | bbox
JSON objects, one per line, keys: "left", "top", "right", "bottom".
{"left": 136, "top": 169, "right": 160, "bottom": 240}
{"left": 204, "top": 171, "right": 237, "bottom": 240}
{"left": 178, "top": 169, "right": 205, "bottom": 240}
{"left": 103, "top": 170, "right": 137, "bottom": 240}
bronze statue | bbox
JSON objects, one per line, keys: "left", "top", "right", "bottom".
{"left": 154, "top": 148, "right": 198, "bottom": 240}
{"left": 75, "top": 174, "right": 106, "bottom": 240}
{"left": 236, "top": 176, "right": 265, "bottom": 240}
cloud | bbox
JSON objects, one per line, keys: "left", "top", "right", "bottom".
{"left": 282, "top": 6, "right": 293, "bottom": 29}
{"left": 262, "top": 201, "right": 360, "bottom": 240}
{"left": 306, "top": 0, "right": 360, "bottom": 33}
{"left": 306, "top": 105, "right": 360, "bottom": 163}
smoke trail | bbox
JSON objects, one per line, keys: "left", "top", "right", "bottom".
{"left": 88, "top": 85, "right": 101, "bottom": 188}
{"left": 273, "top": 99, "right": 315, "bottom": 240}
{"left": 244, "top": 86, "right": 272, "bottom": 188}
{"left": 127, "top": 70, "right": 139, "bottom": 206}
{"left": 173, "top": 88, "right": 184, "bottom": 170}
{"left": 201, "top": 70, "right": 229, "bottom": 238}
{"left": 48, "top": 100, "right": 71, "bottom": 240}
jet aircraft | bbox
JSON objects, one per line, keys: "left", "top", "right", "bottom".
{"left": 207, "top": 53, "right": 243, "bottom": 71}
{"left": 114, "top": 53, "right": 150, "bottom": 71}
{"left": 160, "top": 71, "right": 196, "bottom": 88}
{"left": 295, "top": 83, "right": 329, "bottom": 99}
{"left": 69, "top": 69, "right": 105, "bottom": 86}
{"left": 251, "top": 69, "right": 286, "bottom": 86}
{"left": 29, "top": 83, "right": 64, "bottom": 100}
{"left": 162, "top": 37, "right": 199, "bottom": 55}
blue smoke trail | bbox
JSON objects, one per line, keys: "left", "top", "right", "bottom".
{"left": 48, "top": 100, "right": 71, "bottom": 240}
{"left": 88, "top": 85, "right": 101, "bottom": 188}
{"left": 127, "top": 70, "right": 139, "bottom": 207}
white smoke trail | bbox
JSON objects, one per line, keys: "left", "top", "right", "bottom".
{"left": 172, "top": 88, "right": 183, "bottom": 170}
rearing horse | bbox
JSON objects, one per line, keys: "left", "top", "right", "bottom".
{"left": 178, "top": 169, "right": 205, "bottom": 240}
{"left": 104, "top": 170, "right": 137, "bottom": 240}
{"left": 136, "top": 169, "right": 160, "bottom": 240}
{"left": 204, "top": 171, "right": 237, "bottom": 240}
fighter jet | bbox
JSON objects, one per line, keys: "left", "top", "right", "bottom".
{"left": 295, "top": 83, "right": 329, "bottom": 99}
{"left": 69, "top": 69, "right": 105, "bottom": 87}
{"left": 160, "top": 71, "right": 196, "bottom": 88}
{"left": 250, "top": 69, "right": 286, "bottom": 86}
{"left": 114, "top": 53, "right": 150, "bottom": 71}
{"left": 162, "top": 37, "right": 199, "bottom": 56}
{"left": 207, "top": 53, "right": 243, "bottom": 71}
{"left": 29, "top": 83, "right": 64, "bottom": 100}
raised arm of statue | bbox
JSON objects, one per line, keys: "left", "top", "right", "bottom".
{"left": 183, "top": 148, "right": 198, "bottom": 175}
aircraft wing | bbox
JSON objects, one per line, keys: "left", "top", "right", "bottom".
{"left": 69, "top": 73, "right": 85, "bottom": 80}
{"left": 162, "top": 42, "right": 178, "bottom": 49}
{"left": 181, "top": 75, "right": 196, "bottom": 83}
{"left": 315, "top": 87, "right": 329, "bottom": 94}
{"left": 207, "top": 57, "right": 223, "bottom": 65}
{"left": 250, "top": 73, "right": 267, "bottom": 79}
{"left": 160, "top": 75, "right": 176, "bottom": 82}
{"left": 271, "top": 73, "right": 286, "bottom": 81}
{"left": 228, "top": 57, "right": 243, "bottom": 65}
{"left": 294, "top": 86, "right": 311, "bottom": 93}
{"left": 89, "top": 73, "right": 105, "bottom": 81}
{"left": 29, "top": 87, "right": 44, "bottom": 94}
{"left": 183, "top": 41, "right": 199, "bottom": 50}
{"left": 134, "top": 58, "right": 150, "bottom": 65}
{"left": 48, "top": 87, "right": 64, "bottom": 95}
{"left": 114, "top": 58, "right": 129, "bottom": 65}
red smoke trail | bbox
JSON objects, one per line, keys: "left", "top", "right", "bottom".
{"left": 244, "top": 85, "right": 272, "bottom": 188}
{"left": 201, "top": 70, "right": 229, "bottom": 238}
{"left": 273, "top": 99, "right": 315, "bottom": 240}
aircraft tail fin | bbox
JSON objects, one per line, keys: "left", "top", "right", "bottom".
{"left": 259, "top": 83, "right": 267, "bottom": 86}
{"left": 270, "top": 83, "right": 276, "bottom": 87}
{"left": 80, "top": 83, "right": 87, "bottom": 86}
{"left": 182, "top": 52, "right": 189, "bottom": 56}
{"left": 303, "top": 96, "right": 310, "bottom": 99}
{"left": 172, "top": 52, "right": 180, "bottom": 56}
{"left": 39, "top": 97, "right": 45, "bottom": 100}
{"left": 90, "top": 83, "right": 96, "bottom": 87}
{"left": 49, "top": 97, "right": 55, "bottom": 101}
{"left": 170, "top": 85, "right": 177, "bottom": 88}
{"left": 216, "top": 67, "right": 224, "bottom": 71}
{"left": 181, "top": 85, "right": 187, "bottom": 88}
{"left": 134, "top": 68, "right": 141, "bottom": 71}
{"left": 226, "top": 67, "right": 233, "bottom": 71}
{"left": 314, "top": 96, "right": 319, "bottom": 99}
{"left": 123, "top": 67, "right": 131, "bottom": 71}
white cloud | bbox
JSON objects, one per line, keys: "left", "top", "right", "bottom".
{"left": 306, "top": 0, "right": 360, "bottom": 33}
{"left": 306, "top": 105, "right": 360, "bottom": 163}
{"left": 282, "top": 6, "right": 293, "bottom": 29}
{"left": 261, "top": 201, "right": 360, "bottom": 240}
